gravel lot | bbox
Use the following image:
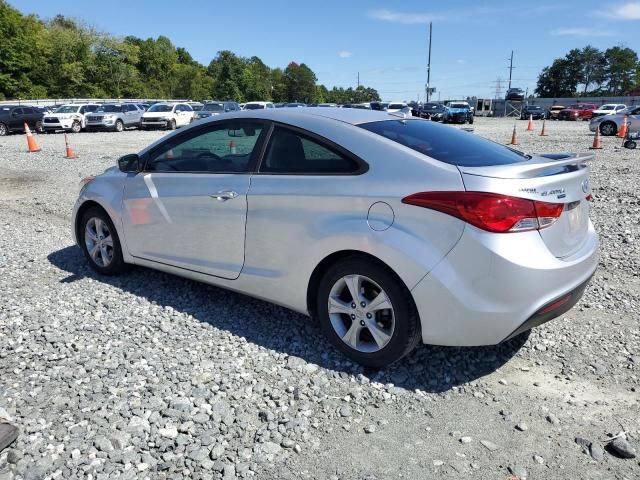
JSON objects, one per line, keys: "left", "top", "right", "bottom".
{"left": 1, "top": 117, "right": 639, "bottom": 480}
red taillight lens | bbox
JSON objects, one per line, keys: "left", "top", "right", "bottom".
{"left": 402, "top": 191, "right": 564, "bottom": 233}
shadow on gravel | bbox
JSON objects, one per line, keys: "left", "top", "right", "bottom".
{"left": 48, "top": 246, "right": 528, "bottom": 393}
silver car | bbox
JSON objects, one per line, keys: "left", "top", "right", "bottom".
{"left": 589, "top": 105, "right": 640, "bottom": 136}
{"left": 72, "top": 109, "right": 598, "bottom": 367}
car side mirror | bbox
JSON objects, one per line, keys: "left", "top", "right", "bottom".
{"left": 118, "top": 153, "right": 140, "bottom": 173}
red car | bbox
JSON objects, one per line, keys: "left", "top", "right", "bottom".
{"left": 558, "top": 104, "right": 598, "bottom": 121}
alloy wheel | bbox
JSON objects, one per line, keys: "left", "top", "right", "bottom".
{"left": 84, "top": 217, "right": 114, "bottom": 267}
{"left": 328, "top": 274, "right": 395, "bottom": 353}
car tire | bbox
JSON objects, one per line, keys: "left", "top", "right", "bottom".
{"left": 468, "top": 116, "right": 474, "bottom": 125}
{"left": 35, "top": 121, "right": 44, "bottom": 133}
{"left": 316, "top": 256, "right": 421, "bottom": 368}
{"left": 71, "top": 121, "right": 81, "bottom": 133}
{"left": 168, "top": 119, "right": 176, "bottom": 130}
{"left": 79, "top": 206, "right": 129, "bottom": 276}
{"left": 625, "top": 140, "right": 637, "bottom": 149}
{"left": 0, "top": 122, "right": 7, "bottom": 136}
{"left": 115, "top": 120, "right": 124, "bottom": 132}
{"left": 600, "top": 121, "right": 617, "bottom": 136}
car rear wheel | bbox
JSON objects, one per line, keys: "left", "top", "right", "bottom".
{"left": 600, "top": 121, "right": 617, "bottom": 136}
{"left": 80, "top": 207, "right": 128, "bottom": 275}
{"left": 317, "top": 257, "right": 421, "bottom": 367}
{"left": 71, "top": 121, "right": 81, "bottom": 133}
{"left": 0, "top": 123, "right": 7, "bottom": 136}
{"left": 114, "top": 120, "right": 124, "bottom": 132}
{"left": 35, "top": 121, "right": 44, "bottom": 133}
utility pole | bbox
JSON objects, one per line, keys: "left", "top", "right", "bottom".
{"left": 426, "top": 22, "right": 432, "bottom": 102}
{"left": 507, "top": 50, "right": 514, "bottom": 89}
{"left": 493, "top": 77, "right": 504, "bottom": 100}
{"left": 357, "top": 72, "right": 360, "bottom": 88}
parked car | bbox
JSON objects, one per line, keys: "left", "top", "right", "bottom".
{"left": 547, "top": 105, "right": 566, "bottom": 120}
{"left": 43, "top": 104, "right": 99, "bottom": 133}
{"left": 443, "top": 102, "right": 474, "bottom": 124}
{"left": 589, "top": 106, "right": 640, "bottom": 136}
{"left": 137, "top": 103, "right": 150, "bottom": 111}
{"left": 85, "top": 103, "right": 144, "bottom": 132}
{"left": 387, "top": 102, "right": 408, "bottom": 113}
{"left": 558, "top": 104, "right": 597, "bottom": 121}
{"left": 194, "top": 101, "right": 241, "bottom": 121}
{"left": 520, "top": 105, "right": 545, "bottom": 120}
{"left": 188, "top": 102, "right": 204, "bottom": 112}
{"left": 318, "top": 103, "right": 338, "bottom": 107}
{"left": 141, "top": 103, "right": 194, "bottom": 130}
{"left": 0, "top": 105, "right": 45, "bottom": 136}
{"left": 590, "top": 104, "right": 627, "bottom": 118}
{"left": 73, "top": 108, "right": 598, "bottom": 367}
{"left": 273, "top": 103, "right": 287, "bottom": 108}
{"left": 285, "top": 103, "right": 306, "bottom": 108}
{"left": 244, "top": 101, "right": 275, "bottom": 110}
{"left": 505, "top": 88, "right": 525, "bottom": 101}
{"left": 370, "top": 102, "right": 389, "bottom": 111}
{"left": 419, "top": 103, "right": 447, "bottom": 121}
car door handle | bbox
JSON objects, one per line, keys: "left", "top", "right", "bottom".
{"left": 210, "top": 190, "right": 239, "bottom": 201}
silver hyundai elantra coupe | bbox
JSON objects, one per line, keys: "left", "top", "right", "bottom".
{"left": 72, "top": 108, "right": 599, "bottom": 367}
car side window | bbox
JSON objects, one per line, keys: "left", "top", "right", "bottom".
{"left": 12, "top": 108, "right": 23, "bottom": 115}
{"left": 145, "top": 122, "right": 265, "bottom": 174}
{"left": 260, "top": 127, "right": 360, "bottom": 174}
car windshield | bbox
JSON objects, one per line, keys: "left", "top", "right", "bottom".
{"left": 423, "top": 104, "right": 443, "bottom": 111}
{"left": 449, "top": 103, "right": 468, "bottom": 109}
{"left": 97, "top": 105, "right": 122, "bottom": 113}
{"left": 360, "top": 119, "right": 528, "bottom": 167}
{"left": 569, "top": 105, "right": 583, "bottom": 109}
{"left": 204, "top": 103, "right": 224, "bottom": 112}
{"left": 191, "top": 105, "right": 203, "bottom": 111}
{"left": 600, "top": 105, "right": 614, "bottom": 110}
{"left": 244, "top": 103, "right": 265, "bottom": 110}
{"left": 527, "top": 106, "right": 541, "bottom": 110}
{"left": 388, "top": 104, "right": 405, "bottom": 109}
{"left": 55, "top": 106, "right": 79, "bottom": 113}
{"left": 148, "top": 104, "right": 173, "bottom": 113}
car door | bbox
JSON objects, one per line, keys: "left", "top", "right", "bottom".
{"left": 121, "top": 119, "right": 268, "bottom": 279}
{"left": 8, "top": 108, "right": 24, "bottom": 130}
{"left": 130, "top": 104, "right": 142, "bottom": 125}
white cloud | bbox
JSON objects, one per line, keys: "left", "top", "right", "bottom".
{"left": 338, "top": 50, "right": 352, "bottom": 58}
{"left": 607, "top": 2, "right": 640, "bottom": 19}
{"left": 550, "top": 27, "right": 613, "bottom": 37}
{"left": 368, "top": 8, "right": 444, "bottom": 24}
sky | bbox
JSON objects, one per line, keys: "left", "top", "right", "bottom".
{"left": 11, "top": 0, "right": 640, "bottom": 101}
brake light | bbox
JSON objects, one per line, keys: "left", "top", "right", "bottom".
{"left": 402, "top": 191, "right": 564, "bottom": 233}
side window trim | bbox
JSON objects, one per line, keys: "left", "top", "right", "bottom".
{"left": 143, "top": 118, "right": 271, "bottom": 174}
{"left": 255, "top": 122, "right": 369, "bottom": 176}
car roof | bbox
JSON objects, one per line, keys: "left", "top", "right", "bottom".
{"left": 200, "top": 106, "right": 407, "bottom": 126}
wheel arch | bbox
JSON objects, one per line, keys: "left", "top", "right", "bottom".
{"left": 75, "top": 200, "right": 109, "bottom": 243}
{"left": 306, "top": 249, "right": 414, "bottom": 320}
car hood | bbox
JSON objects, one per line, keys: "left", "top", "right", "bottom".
{"left": 46, "top": 113, "right": 81, "bottom": 118}
{"left": 143, "top": 112, "right": 173, "bottom": 117}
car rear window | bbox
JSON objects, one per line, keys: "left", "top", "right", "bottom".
{"left": 359, "top": 120, "right": 528, "bottom": 167}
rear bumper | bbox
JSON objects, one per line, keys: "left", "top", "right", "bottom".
{"left": 412, "top": 221, "right": 599, "bottom": 346}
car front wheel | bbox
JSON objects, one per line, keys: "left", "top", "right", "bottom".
{"left": 80, "top": 207, "right": 128, "bottom": 275}
{"left": 71, "top": 121, "right": 81, "bottom": 133}
{"left": 600, "top": 121, "right": 617, "bottom": 136}
{"left": 114, "top": 120, "right": 124, "bottom": 132}
{"left": 317, "top": 257, "right": 421, "bottom": 368}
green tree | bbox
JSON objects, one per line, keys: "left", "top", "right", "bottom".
{"left": 208, "top": 50, "right": 245, "bottom": 100}
{"left": 283, "top": 62, "right": 317, "bottom": 103}
{"left": 604, "top": 46, "right": 638, "bottom": 95}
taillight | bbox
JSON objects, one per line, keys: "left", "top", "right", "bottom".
{"left": 402, "top": 191, "right": 564, "bottom": 233}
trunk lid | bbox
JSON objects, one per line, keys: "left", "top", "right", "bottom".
{"left": 458, "top": 153, "right": 592, "bottom": 258}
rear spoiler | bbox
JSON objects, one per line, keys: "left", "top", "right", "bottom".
{"left": 459, "top": 153, "right": 593, "bottom": 179}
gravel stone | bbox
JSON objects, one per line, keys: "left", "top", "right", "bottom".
{"left": 609, "top": 437, "right": 637, "bottom": 459}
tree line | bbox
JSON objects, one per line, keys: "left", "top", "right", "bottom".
{"left": 535, "top": 45, "right": 640, "bottom": 97}
{"left": 0, "top": 1, "right": 380, "bottom": 104}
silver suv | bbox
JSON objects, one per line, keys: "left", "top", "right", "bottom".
{"left": 85, "top": 104, "right": 143, "bottom": 132}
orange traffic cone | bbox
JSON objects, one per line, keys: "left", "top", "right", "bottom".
{"left": 539, "top": 119, "right": 548, "bottom": 136}
{"left": 24, "top": 123, "right": 41, "bottom": 153}
{"left": 526, "top": 114, "right": 534, "bottom": 131}
{"left": 618, "top": 116, "right": 628, "bottom": 138}
{"left": 64, "top": 133, "right": 77, "bottom": 158}
{"left": 589, "top": 128, "right": 602, "bottom": 150}
{"left": 229, "top": 140, "right": 237, "bottom": 154}
{"left": 509, "top": 125, "right": 519, "bottom": 145}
